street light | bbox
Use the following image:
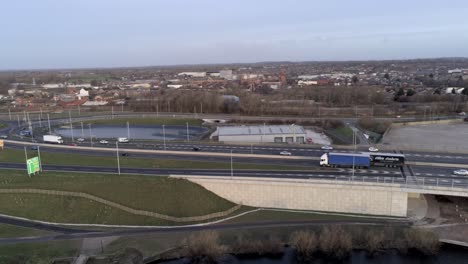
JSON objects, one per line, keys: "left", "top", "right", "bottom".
{"left": 230, "top": 150, "right": 233, "bottom": 179}
{"left": 116, "top": 142, "right": 121, "bottom": 175}
{"left": 88, "top": 124, "right": 93, "bottom": 147}
{"left": 127, "top": 121, "right": 130, "bottom": 139}
{"left": 162, "top": 124, "right": 166, "bottom": 150}
{"left": 47, "top": 114, "right": 51, "bottom": 134}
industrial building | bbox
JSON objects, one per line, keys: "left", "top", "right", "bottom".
{"left": 211, "top": 125, "right": 306, "bottom": 143}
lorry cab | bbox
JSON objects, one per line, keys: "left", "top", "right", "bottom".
{"left": 319, "top": 153, "right": 328, "bottom": 167}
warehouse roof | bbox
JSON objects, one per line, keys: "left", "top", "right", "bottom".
{"left": 216, "top": 125, "right": 305, "bottom": 136}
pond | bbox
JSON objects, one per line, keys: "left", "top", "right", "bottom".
{"left": 54, "top": 125, "right": 209, "bottom": 141}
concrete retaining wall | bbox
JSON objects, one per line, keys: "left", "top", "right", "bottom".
{"left": 179, "top": 176, "right": 408, "bottom": 217}
{"left": 392, "top": 119, "right": 462, "bottom": 127}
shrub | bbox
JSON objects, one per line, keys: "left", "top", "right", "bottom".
{"left": 364, "top": 230, "right": 385, "bottom": 254}
{"left": 289, "top": 230, "right": 318, "bottom": 259}
{"left": 403, "top": 228, "right": 440, "bottom": 255}
{"left": 318, "top": 226, "right": 353, "bottom": 259}
{"left": 182, "top": 231, "right": 226, "bottom": 263}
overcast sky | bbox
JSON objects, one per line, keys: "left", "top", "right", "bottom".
{"left": 1, "top": 0, "right": 468, "bottom": 70}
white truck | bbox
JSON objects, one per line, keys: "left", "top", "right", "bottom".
{"left": 43, "top": 135, "right": 63, "bottom": 144}
{"left": 118, "top": 137, "right": 129, "bottom": 143}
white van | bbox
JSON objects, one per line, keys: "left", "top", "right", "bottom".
{"left": 118, "top": 137, "right": 129, "bottom": 143}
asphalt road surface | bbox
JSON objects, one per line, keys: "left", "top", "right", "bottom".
{"left": 0, "top": 218, "right": 410, "bottom": 245}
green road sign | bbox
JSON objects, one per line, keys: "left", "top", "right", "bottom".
{"left": 27, "top": 157, "right": 40, "bottom": 175}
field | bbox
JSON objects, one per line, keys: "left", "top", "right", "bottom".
{"left": 0, "top": 240, "right": 81, "bottom": 264}
{"left": 0, "top": 148, "right": 306, "bottom": 171}
{"left": 0, "top": 170, "right": 241, "bottom": 225}
{"left": 80, "top": 117, "right": 203, "bottom": 126}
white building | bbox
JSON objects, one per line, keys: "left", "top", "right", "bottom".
{"left": 298, "top": 80, "right": 318, "bottom": 86}
{"left": 167, "top": 84, "right": 183, "bottom": 89}
{"left": 445, "top": 87, "right": 465, "bottom": 94}
{"left": 42, "top": 84, "right": 64, "bottom": 89}
{"left": 177, "top": 72, "right": 207, "bottom": 78}
{"left": 211, "top": 125, "right": 306, "bottom": 143}
{"left": 220, "top": 70, "right": 233, "bottom": 80}
{"left": 78, "top": 88, "right": 89, "bottom": 97}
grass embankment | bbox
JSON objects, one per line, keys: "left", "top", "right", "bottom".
{"left": 80, "top": 117, "right": 203, "bottom": 126}
{"left": 0, "top": 170, "right": 238, "bottom": 225}
{"left": 326, "top": 125, "right": 355, "bottom": 145}
{"left": 0, "top": 148, "right": 306, "bottom": 171}
{"left": 0, "top": 123, "right": 7, "bottom": 129}
{"left": 357, "top": 118, "right": 392, "bottom": 143}
{"left": 0, "top": 224, "right": 53, "bottom": 238}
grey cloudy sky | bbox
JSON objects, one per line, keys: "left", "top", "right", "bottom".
{"left": 1, "top": 0, "right": 468, "bottom": 69}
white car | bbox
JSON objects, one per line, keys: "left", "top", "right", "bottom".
{"left": 368, "top": 147, "right": 379, "bottom": 152}
{"left": 99, "top": 140, "right": 109, "bottom": 144}
{"left": 280, "top": 151, "right": 292, "bottom": 156}
{"left": 453, "top": 169, "right": 468, "bottom": 176}
{"left": 77, "top": 138, "right": 85, "bottom": 143}
{"left": 321, "top": 145, "right": 333, "bottom": 150}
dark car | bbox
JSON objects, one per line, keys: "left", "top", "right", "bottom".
{"left": 121, "top": 152, "right": 130, "bottom": 157}
{"left": 30, "top": 146, "right": 38, "bottom": 150}
{"left": 192, "top": 146, "right": 201, "bottom": 151}
{"left": 464, "top": 117, "right": 468, "bottom": 122}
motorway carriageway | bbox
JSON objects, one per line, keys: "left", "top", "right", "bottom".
{"left": 7, "top": 139, "right": 468, "bottom": 169}
{"left": 1, "top": 161, "right": 467, "bottom": 183}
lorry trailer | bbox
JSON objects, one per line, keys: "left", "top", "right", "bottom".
{"left": 43, "top": 135, "right": 63, "bottom": 144}
{"left": 320, "top": 152, "right": 405, "bottom": 168}
{"left": 320, "top": 152, "right": 371, "bottom": 168}
{"left": 366, "top": 152, "right": 405, "bottom": 167}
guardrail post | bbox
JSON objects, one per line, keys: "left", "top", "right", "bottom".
{"left": 437, "top": 178, "right": 439, "bottom": 186}
{"left": 423, "top": 177, "right": 425, "bottom": 186}
{"left": 452, "top": 179, "right": 454, "bottom": 189}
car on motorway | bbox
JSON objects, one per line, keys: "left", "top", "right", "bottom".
{"left": 464, "top": 117, "right": 468, "bottom": 122}
{"left": 192, "top": 146, "right": 201, "bottom": 151}
{"left": 121, "top": 152, "right": 130, "bottom": 157}
{"left": 77, "top": 138, "right": 85, "bottom": 143}
{"left": 30, "top": 145, "right": 38, "bottom": 150}
{"left": 368, "top": 147, "right": 379, "bottom": 152}
{"left": 69, "top": 143, "right": 77, "bottom": 146}
{"left": 280, "top": 151, "right": 292, "bottom": 156}
{"left": 99, "top": 140, "right": 109, "bottom": 145}
{"left": 321, "top": 145, "right": 333, "bottom": 150}
{"left": 453, "top": 169, "right": 468, "bottom": 176}
{"left": 118, "top": 137, "right": 129, "bottom": 143}
{"left": 0, "top": 135, "right": 8, "bottom": 139}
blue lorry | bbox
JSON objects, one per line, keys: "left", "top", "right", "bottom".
{"left": 320, "top": 152, "right": 371, "bottom": 168}
{"left": 320, "top": 152, "right": 405, "bottom": 168}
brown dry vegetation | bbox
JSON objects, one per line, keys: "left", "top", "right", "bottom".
{"left": 180, "top": 227, "right": 440, "bottom": 262}
{"left": 182, "top": 231, "right": 227, "bottom": 264}
{"left": 230, "top": 236, "right": 283, "bottom": 256}
{"left": 318, "top": 226, "right": 353, "bottom": 259}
